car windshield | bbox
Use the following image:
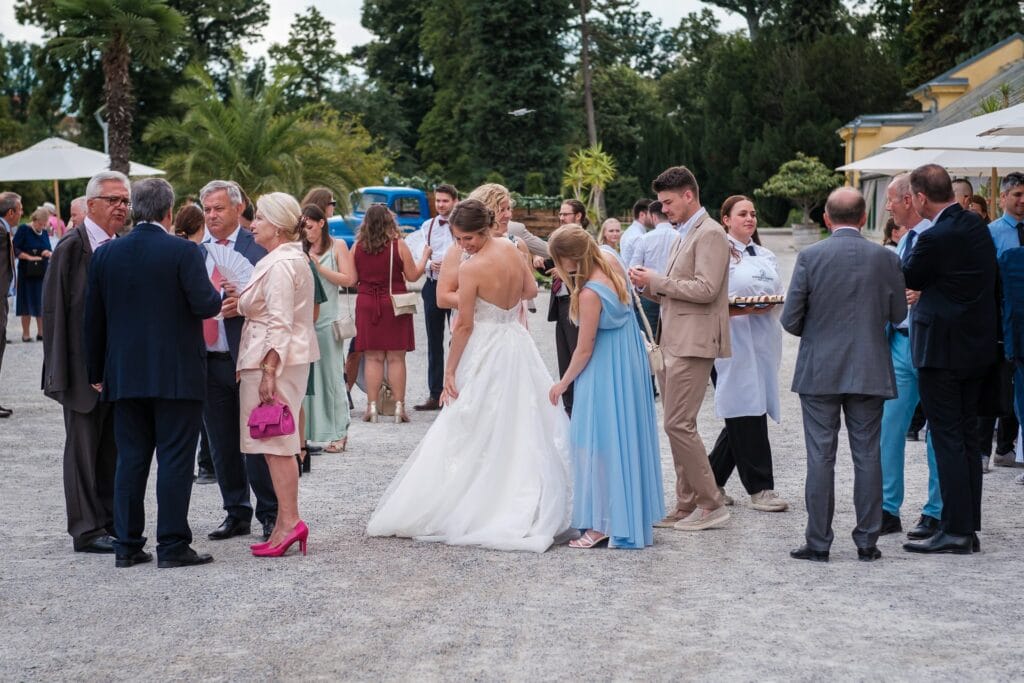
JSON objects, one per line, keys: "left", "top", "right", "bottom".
{"left": 353, "top": 192, "right": 387, "bottom": 212}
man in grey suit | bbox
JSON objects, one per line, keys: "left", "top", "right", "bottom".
{"left": 781, "top": 187, "right": 907, "bottom": 563}
{"left": 42, "top": 171, "right": 130, "bottom": 553}
{"left": 0, "top": 191, "right": 22, "bottom": 418}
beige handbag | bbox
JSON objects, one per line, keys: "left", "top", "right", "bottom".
{"left": 332, "top": 289, "right": 357, "bottom": 341}
{"left": 631, "top": 287, "right": 664, "bottom": 373}
{"left": 389, "top": 240, "right": 419, "bottom": 316}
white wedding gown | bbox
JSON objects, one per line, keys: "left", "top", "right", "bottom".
{"left": 366, "top": 298, "right": 573, "bottom": 552}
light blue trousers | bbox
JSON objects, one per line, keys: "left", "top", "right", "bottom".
{"left": 880, "top": 330, "right": 942, "bottom": 519}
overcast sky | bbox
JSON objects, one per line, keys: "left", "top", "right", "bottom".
{"left": 0, "top": 1, "right": 746, "bottom": 57}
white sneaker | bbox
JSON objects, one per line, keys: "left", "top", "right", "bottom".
{"left": 750, "top": 489, "right": 789, "bottom": 512}
{"left": 982, "top": 456, "right": 991, "bottom": 473}
{"left": 719, "top": 487, "right": 734, "bottom": 506}
{"left": 673, "top": 506, "right": 730, "bottom": 531}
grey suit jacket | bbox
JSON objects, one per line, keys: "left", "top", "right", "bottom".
{"left": 42, "top": 225, "right": 99, "bottom": 413}
{"left": 781, "top": 228, "right": 907, "bottom": 397}
{"left": 508, "top": 221, "right": 549, "bottom": 258}
{"left": 0, "top": 217, "right": 14, "bottom": 291}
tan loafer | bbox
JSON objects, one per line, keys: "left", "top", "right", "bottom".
{"left": 673, "top": 506, "right": 731, "bottom": 531}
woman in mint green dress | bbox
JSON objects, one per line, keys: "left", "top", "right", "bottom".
{"left": 547, "top": 225, "right": 664, "bottom": 549}
{"left": 301, "top": 205, "right": 351, "bottom": 452}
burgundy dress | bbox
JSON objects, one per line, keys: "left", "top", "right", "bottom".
{"left": 354, "top": 239, "right": 416, "bottom": 351}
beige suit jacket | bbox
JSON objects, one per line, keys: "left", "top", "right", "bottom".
{"left": 236, "top": 241, "right": 320, "bottom": 373}
{"left": 647, "top": 211, "right": 731, "bottom": 359}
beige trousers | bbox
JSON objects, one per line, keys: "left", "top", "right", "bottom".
{"left": 661, "top": 354, "right": 724, "bottom": 515}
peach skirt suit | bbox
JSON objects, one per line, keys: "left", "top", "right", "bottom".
{"left": 236, "top": 241, "right": 320, "bottom": 455}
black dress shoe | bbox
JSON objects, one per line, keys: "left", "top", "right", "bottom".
{"left": 207, "top": 516, "right": 251, "bottom": 540}
{"left": 0, "top": 405, "right": 11, "bottom": 418}
{"left": 261, "top": 520, "right": 275, "bottom": 542}
{"left": 879, "top": 510, "right": 902, "bottom": 535}
{"left": 115, "top": 550, "right": 153, "bottom": 568}
{"left": 906, "top": 514, "right": 940, "bottom": 539}
{"left": 413, "top": 397, "right": 441, "bottom": 411}
{"left": 76, "top": 534, "right": 116, "bottom": 554}
{"left": 903, "top": 531, "right": 972, "bottom": 555}
{"left": 157, "top": 547, "right": 214, "bottom": 568}
{"left": 790, "top": 545, "right": 829, "bottom": 562}
{"left": 857, "top": 546, "right": 882, "bottom": 562}
{"left": 906, "top": 430, "right": 919, "bottom": 441}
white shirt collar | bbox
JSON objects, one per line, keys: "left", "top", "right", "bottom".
{"left": 727, "top": 234, "right": 754, "bottom": 249}
{"left": 832, "top": 226, "right": 860, "bottom": 233}
{"left": 909, "top": 217, "right": 932, "bottom": 234}
{"left": 84, "top": 216, "right": 115, "bottom": 246}
{"left": 678, "top": 207, "right": 707, "bottom": 235}
{"left": 203, "top": 225, "right": 242, "bottom": 244}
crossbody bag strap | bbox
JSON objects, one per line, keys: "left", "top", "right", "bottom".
{"left": 388, "top": 239, "right": 396, "bottom": 298}
{"left": 630, "top": 286, "right": 658, "bottom": 346}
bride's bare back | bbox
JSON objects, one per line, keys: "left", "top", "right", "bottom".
{"left": 458, "top": 237, "right": 537, "bottom": 311}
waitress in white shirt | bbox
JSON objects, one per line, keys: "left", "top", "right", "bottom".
{"left": 708, "top": 195, "right": 789, "bottom": 513}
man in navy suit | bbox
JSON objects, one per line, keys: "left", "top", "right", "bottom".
{"left": 85, "top": 178, "right": 223, "bottom": 568}
{"left": 198, "top": 180, "right": 277, "bottom": 542}
{"left": 902, "top": 164, "right": 999, "bottom": 555}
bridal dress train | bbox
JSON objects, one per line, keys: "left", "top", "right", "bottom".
{"left": 366, "top": 298, "right": 573, "bottom": 552}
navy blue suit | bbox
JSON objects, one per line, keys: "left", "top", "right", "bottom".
{"left": 201, "top": 227, "right": 277, "bottom": 528}
{"left": 85, "top": 222, "right": 222, "bottom": 559}
{"left": 904, "top": 203, "right": 999, "bottom": 536}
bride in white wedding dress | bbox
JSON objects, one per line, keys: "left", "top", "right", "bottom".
{"left": 366, "top": 199, "right": 572, "bottom": 552}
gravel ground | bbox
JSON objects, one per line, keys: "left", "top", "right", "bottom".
{"left": 1, "top": 233, "right": 1023, "bottom": 681}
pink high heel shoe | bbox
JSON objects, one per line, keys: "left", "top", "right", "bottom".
{"left": 252, "top": 520, "right": 308, "bottom": 557}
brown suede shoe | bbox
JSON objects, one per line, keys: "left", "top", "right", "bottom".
{"left": 413, "top": 397, "right": 441, "bottom": 411}
{"left": 653, "top": 512, "right": 692, "bottom": 528}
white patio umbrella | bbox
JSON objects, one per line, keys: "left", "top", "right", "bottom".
{"left": 883, "top": 103, "right": 1024, "bottom": 153}
{"left": 0, "top": 137, "right": 164, "bottom": 220}
{"left": 839, "top": 146, "right": 1024, "bottom": 175}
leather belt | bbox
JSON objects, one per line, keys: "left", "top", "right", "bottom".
{"left": 207, "top": 351, "right": 232, "bottom": 360}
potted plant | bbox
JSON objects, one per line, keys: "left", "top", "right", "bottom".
{"left": 755, "top": 152, "right": 843, "bottom": 250}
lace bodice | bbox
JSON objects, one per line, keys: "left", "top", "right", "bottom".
{"left": 473, "top": 298, "right": 522, "bottom": 324}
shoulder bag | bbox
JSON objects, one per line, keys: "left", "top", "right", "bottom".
{"left": 330, "top": 245, "right": 357, "bottom": 340}
{"left": 630, "top": 286, "right": 664, "bottom": 373}
{"left": 389, "top": 240, "right": 419, "bottom": 316}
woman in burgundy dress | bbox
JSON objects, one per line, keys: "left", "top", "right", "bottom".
{"left": 341, "top": 205, "right": 431, "bottom": 423}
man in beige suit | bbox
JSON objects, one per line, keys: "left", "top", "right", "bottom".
{"left": 629, "top": 166, "right": 732, "bottom": 531}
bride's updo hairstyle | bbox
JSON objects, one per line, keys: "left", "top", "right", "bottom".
{"left": 449, "top": 199, "right": 494, "bottom": 234}
{"left": 547, "top": 224, "right": 628, "bottom": 322}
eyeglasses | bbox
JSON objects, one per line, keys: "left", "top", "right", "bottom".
{"left": 557, "top": 211, "right": 576, "bottom": 217}
{"left": 94, "top": 195, "right": 131, "bottom": 208}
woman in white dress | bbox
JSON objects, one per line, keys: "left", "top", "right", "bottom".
{"left": 366, "top": 199, "right": 572, "bottom": 552}
{"left": 707, "top": 195, "right": 789, "bottom": 512}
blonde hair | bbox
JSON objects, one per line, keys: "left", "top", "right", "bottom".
{"left": 547, "top": 224, "right": 628, "bottom": 322}
{"left": 467, "top": 183, "right": 511, "bottom": 230}
{"left": 597, "top": 218, "right": 621, "bottom": 248}
{"left": 31, "top": 207, "right": 51, "bottom": 225}
{"left": 256, "top": 192, "right": 302, "bottom": 241}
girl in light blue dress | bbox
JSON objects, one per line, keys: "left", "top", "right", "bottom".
{"left": 547, "top": 225, "right": 664, "bottom": 548}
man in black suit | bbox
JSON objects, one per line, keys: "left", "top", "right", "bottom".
{"left": 902, "top": 164, "right": 998, "bottom": 555}
{"left": 85, "top": 178, "right": 222, "bottom": 568}
{"left": 42, "top": 170, "right": 130, "bottom": 554}
{"left": 198, "top": 180, "right": 277, "bottom": 542}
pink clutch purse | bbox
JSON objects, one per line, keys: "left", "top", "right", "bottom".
{"left": 247, "top": 400, "right": 295, "bottom": 439}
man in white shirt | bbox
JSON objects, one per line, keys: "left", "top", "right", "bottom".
{"left": 199, "top": 180, "right": 278, "bottom": 542}
{"left": 412, "top": 183, "right": 458, "bottom": 411}
{"left": 0, "top": 191, "right": 21, "bottom": 413}
{"left": 619, "top": 198, "right": 654, "bottom": 267}
{"left": 878, "top": 173, "right": 941, "bottom": 542}
{"left": 628, "top": 201, "right": 675, "bottom": 330}
{"left": 41, "top": 171, "right": 128, "bottom": 553}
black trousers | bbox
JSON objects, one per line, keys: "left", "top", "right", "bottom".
{"left": 113, "top": 398, "right": 203, "bottom": 558}
{"left": 421, "top": 278, "right": 449, "bottom": 400}
{"left": 976, "top": 414, "right": 1018, "bottom": 456}
{"left": 62, "top": 402, "right": 117, "bottom": 548}
{"left": 708, "top": 414, "right": 775, "bottom": 494}
{"left": 197, "top": 424, "right": 213, "bottom": 472}
{"left": 917, "top": 367, "right": 984, "bottom": 536}
{"left": 205, "top": 354, "right": 277, "bottom": 525}
{"left": 553, "top": 295, "right": 579, "bottom": 416}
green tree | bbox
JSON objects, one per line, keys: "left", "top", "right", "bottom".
{"left": 903, "top": 0, "right": 966, "bottom": 89}
{"left": 269, "top": 6, "right": 347, "bottom": 105}
{"left": 755, "top": 152, "right": 842, "bottom": 224}
{"left": 774, "top": 0, "right": 846, "bottom": 43}
{"left": 703, "top": 0, "right": 780, "bottom": 40}
{"left": 32, "top": 0, "right": 183, "bottom": 173}
{"left": 957, "top": 0, "right": 1023, "bottom": 60}
{"left": 144, "top": 68, "right": 390, "bottom": 201}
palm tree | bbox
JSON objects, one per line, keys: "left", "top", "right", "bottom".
{"left": 45, "top": 0, "right": 184, "bottom": 173}
{"left": 144, "top": 67, "right": 391, "bottom": 204}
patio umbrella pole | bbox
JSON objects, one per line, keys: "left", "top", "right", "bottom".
{"left": 52, "top": 179, "right": 61, "bottom": 222}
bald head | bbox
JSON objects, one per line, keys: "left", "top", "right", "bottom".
{"left": 824, "top": 187, "right": 866, "bottom": 229}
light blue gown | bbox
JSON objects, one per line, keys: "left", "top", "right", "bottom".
{"left": 570, "top": 281, "right": 664, "bottom": 548}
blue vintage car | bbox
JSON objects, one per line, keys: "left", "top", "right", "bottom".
{"left": 328, "top": 186, "right": 433, "bottom": 246}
